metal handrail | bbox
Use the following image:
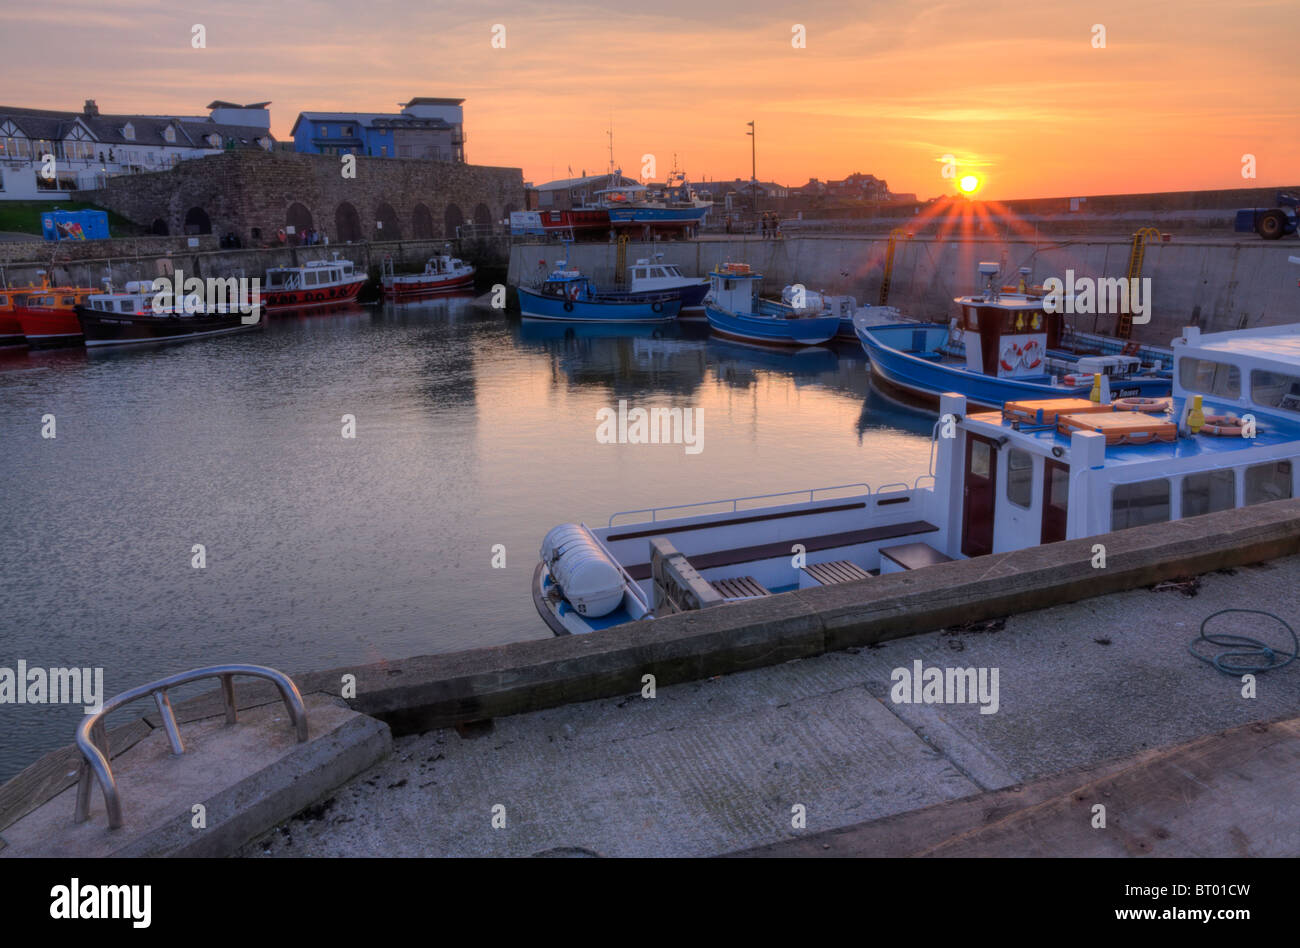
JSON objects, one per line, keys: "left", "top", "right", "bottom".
{"left": 608, "top": 483, "right": 873, "bottom": 528}
{"left": 74, "top": 664, "right": 309, "bottom": 830}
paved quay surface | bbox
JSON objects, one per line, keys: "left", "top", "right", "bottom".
{"left": 243, "top": 556, "right": 1300, "bottom": 858}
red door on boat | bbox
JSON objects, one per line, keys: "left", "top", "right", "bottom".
{"left": 1040, "top": 458, "right": 1070, "bottom": 544}
{"left": 961, "top": 434, "right": 999, "bottom": 557}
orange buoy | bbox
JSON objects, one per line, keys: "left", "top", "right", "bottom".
{"left": 1199, "top": 413, "right": 1244, "bottom": 436}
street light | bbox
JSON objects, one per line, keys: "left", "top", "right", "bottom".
{"left": 746, "top": 121, "right": 757, "bottom": 215}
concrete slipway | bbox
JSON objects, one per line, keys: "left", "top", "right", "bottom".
{"left": 242, "top": 556, "right": 1300, "bottom": 859}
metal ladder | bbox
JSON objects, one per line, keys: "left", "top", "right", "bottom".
{"left": 1117, "top": 227, "right": 1161, "bottom": 338}
{"left": 879, "top": 228, "right": 911, "bottom": 306}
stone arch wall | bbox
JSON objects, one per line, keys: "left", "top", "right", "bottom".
{"left": 374, "top": 201, "right": 401, "bottom": 240}
{"left": 335, "top": 202, "right": 361, "bottom": 243}
{"left": 444, "top": 203, "right": 464, "bottom": 239}
{"left": 473, "top": 202, "right": 493, "bottom": 232}
{"left": 412, "top": 203, "right": 434, "bottom": 239}
{"left": 286, "top": 202, "right": 313, "bottom": 244}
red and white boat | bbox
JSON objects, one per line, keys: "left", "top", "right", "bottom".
{"left": 262, "top": 257, "right": 366, "bottom": 312}
{"left": 380, "top": 254, "right": 475, "bottom": 301}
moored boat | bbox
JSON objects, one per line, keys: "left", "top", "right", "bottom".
{"left": 704, "top": 263, "right": 840, "bottom": 346}
{"left": 263, "top": 257, "right": 366, "bottom": 312}
{"left": 0, "top": 289, "right": 25, "bottom": 346}
{"left": 626, "top": 257, "right": 710, "bottom": 314}
{"left": 516, "top": 263, "right": 680, "bottom": 323}
{"left": 74, "top": 280, "right": 264, "bottom": 348}
{"left": 533, "top": 321, "right": 1300, "bottom": 635}
{"left": 380, "top": 253, "right": 475, "bottom": 300}
{"left": 5, "top": 272, "right": 99, "bottom": 347}
{"left": 856, "top": 263, "right": 1172, "bottom": 408}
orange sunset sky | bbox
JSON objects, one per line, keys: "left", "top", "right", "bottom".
{"left": 1, "top": 0, "right": 1296, "bottom": 200}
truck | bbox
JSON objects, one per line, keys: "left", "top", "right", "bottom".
{"left": 1235, "top": 192, "right": 1298, "bottom": 240}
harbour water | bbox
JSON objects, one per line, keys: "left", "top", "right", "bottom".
{"left": 0, "top": 298, "right": 935, "bottom": 782}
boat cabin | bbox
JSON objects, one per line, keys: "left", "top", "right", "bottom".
{"left": 538, "top": 265, "right": 593, "bottom": 301}
{"left": 265, "top": 258, "right": 357, "bottom": 290}
{"left": 708, "top": 263, "right": 761, "bottom": 314}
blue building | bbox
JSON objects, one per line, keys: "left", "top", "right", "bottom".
{"left": 290, "top": 97, "right": 464, "bottom": 162}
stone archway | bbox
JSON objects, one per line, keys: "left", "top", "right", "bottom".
{"left": 335, "top": 202, "right": 361, "bottom": 243}
{"left": 286, "top": 202, "right": 313, "bottom": 245}
{"left": 412, "top": 203, "right": 434, "bottom": 239}
{"left": 183, "top": 206, "right": 212, "bottom": 235}
{"left": 473, "top": 202, "right": 493, "bottom": 234}
{"left": 443, "top": 203, "right": 464, "bottom": 239}
{"left": 374, "top": 202, "right": 401, "bottom": 240}
{"left": 150, "top": 218, "right": 169, "bottom": 236}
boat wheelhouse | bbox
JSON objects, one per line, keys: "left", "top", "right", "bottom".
{"left": 380, "top": 253, "right": 475, "bottom": 301}
{"left": 516, "top": 264, "right": 681, "bottom": 323}
{"left": 262, "top": 257, "right": 366, "bottom": 312}
{"left": 704, "top": 263, "right": 840, "bottom": 346}
{"left": 74, "top": 279, "right": 263, "bottom": 347}
{"left": 856, "top": 262, "right": 1172, "bottom": 408}
{"left": 626, "top": 257, "right": 710, "bottom": 313}
{"left": 532, "top": 322, "right": 1300, "bottom": 635}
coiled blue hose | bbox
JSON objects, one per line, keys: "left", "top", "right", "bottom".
{"left": 1189, "top": 609, "right": 1298, "bottom": 676}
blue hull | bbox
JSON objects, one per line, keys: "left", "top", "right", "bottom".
{"left": 857, "top": 323, "right": 1172, "bottom": 408}
{"left": 705, "top": 304, "right": 840, "bottom": 346}
{"left": 627, "top": 281, "right": 710, "bottom": 310}
{"left": 607, "top": 206, "right": 710, "bottom": 225}
{"left": 518, "top": 286, "right": 680, "bottom": 323}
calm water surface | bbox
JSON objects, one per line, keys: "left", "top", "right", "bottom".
{"left": 0, "top": 298, "right": 936, "bottom": 780}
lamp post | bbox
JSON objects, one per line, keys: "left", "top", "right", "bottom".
{"left": 746, "top": 121, "right": 757, "bottom": 217}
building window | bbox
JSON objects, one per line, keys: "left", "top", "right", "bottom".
{"left": 1006, "top": 448, "right": 1033, "bottom": 508}
{"left": 123, "top": 123, "right": 135, "bottom": 141}
{"left": 164, "top": 126, "right": 175, "bottom": 143}
{"left": 321, "top": 126, "right": 329, "bottom": 137}
{"left": 1244, "top": 461, "right": 1292, "bottom": 505}
{"left": 380, "top": 145, "right": 388, "bottom": 156}
{"left": 1112, "top": 479, "right": 1171, "bottom": 530}
{"left": 1178, "top": 357, "right": 1240, "bottom": 398}
{"left": 1181, "top": 469, "right": 1235, "bottom": 518}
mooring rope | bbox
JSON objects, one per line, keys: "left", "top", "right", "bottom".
{"left": 1188, "top": 609, "right": 1299, "bottom": 676}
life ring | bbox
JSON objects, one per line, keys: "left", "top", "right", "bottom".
{"left": 651, "top": 300, "right": 663, "bottom": 313}
{"left": 1020, "top": 339, "right": 1042, "bottom": 370}
{"left": 563, "top": 300, "right": 575, "bottom": 313}
{"left": 1000, "top": 341, "right": 1020, "bottom": 372}
{"left": 566, "top": 283, "right": 581, "bottom": 301}
{"left": 1199, "top": 414, "right": 1244, "bottom": 436}
{"left": 1113, "top": 396, "right": 1169, "bottom": 413}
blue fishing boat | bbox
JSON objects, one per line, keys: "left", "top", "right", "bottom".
{"left": 704, "top": 263, "right": 840, "bottom": 346}
{"left": 627, "top": 258, "right": 711, "bottom": 313}
{"left": 856, "top": 263, "right": 1172, "bottom": 409}
{"left": 516, "top": 263, "right": 681, "bottom": 323}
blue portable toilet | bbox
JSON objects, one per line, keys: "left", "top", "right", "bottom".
{"left": 41, "top": 209, "right": 110, "bottom": 241}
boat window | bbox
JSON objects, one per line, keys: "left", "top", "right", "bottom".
{"left": 304, "top": 271, "right": 318, "bottom": 285}
{"left": 1006, "top": 449, "right": 1033, "bottom": 508}
{"left": 1244, "top": 460, "right": 1293, "bottom": 505}
{"left": 62, "top": 296, "right": 73, "bottom": 305}
{"left": 119, "top": 300, "right": 134, "bottom": 313}
{"left": 1111, "top": 479, "right": 1171, "bottom": 530}
{"left": 651, "top": 268, "right": 667, "bottom": 278}
{"left": 634, "top": 268, "right": 647, "bottom": 279}
{"left": 1178, "top": 357, "right": 1240, "bottom": 398}
{"left": 1181, "top": 469, "right": 1235, "bottom": 517}
{"left": 1250, "top": 369, "right": 1300, "bottom": 414}
{"left": 0, "top": 296, "right": 6, "bottom": 306}
{"left": 969, "top": 439, "right": 991, "bottom": 479}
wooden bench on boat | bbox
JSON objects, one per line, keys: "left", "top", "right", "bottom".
{"left": 798, "top": 559, "right": 872, "bottom": 589}
{"left": 879, "top": 542, "right": 953, "bottom": 574}
{"left": 624, "top": 519, "right": 938, "bottom": 582}
{"left": 710, "top": 576, "right": 771, "bottom": 600}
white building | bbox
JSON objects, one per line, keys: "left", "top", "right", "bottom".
{"left": 0, "top": 100, "right": 275, "bottom": 201}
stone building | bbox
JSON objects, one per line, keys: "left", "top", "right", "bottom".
{"left": 76, "top": 149, "right": 524, "bottom": 245}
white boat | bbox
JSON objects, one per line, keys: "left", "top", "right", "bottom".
{"left": 627, "top": 257, "right": 710, "bottom": 315}
{"left": 533, "top": 321, "right": 1300, "bottom": 634}
{"left": 262, "top": 257, "right": 366, "bottom": 312}
{"left": 381, "top": 253, "right": 475, "bottom": 301}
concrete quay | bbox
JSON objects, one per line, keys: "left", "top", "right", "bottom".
{"left": 3, "top": 499, "right": 1297, "bottom": 857}
{"left": 241, "top": 554, "right": 1300, "bottom": 858}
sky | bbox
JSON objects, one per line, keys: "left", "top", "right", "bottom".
{"left": 1, "top": 0, "right": 1297, "bottom": 200}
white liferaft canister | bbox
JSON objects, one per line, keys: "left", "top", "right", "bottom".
{"left": 540, "top": 524, "right": 626, "bottom": 618}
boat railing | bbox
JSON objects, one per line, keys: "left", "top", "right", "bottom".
{"left": 581, "top": 522, "right": 651, "bottom": 612}
{"left": 74, "top": 664, "right": 309, "bottom": 830}
{"left": 609, "top": 483, "right": 874, "bottom": 528}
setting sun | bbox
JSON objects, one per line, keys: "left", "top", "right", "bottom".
{"left": 958, "top": 175, "right": 981, "bottom": 194}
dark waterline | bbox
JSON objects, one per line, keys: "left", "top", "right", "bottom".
{"left": 0, "top": 298, "right": 936, "bottom": 781}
